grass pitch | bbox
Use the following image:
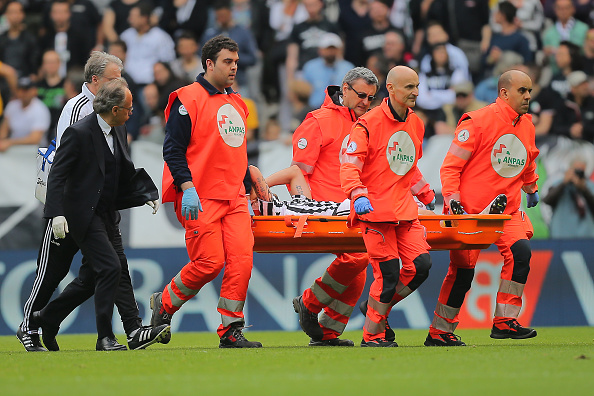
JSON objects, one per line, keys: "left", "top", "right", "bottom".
{"left": 1, "top": 327, "right": 592, "bottom": 396}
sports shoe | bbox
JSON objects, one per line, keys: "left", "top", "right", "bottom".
{"left": 424, "top": 332, "right": 466, "bottom": 346}
{"left": 309, "top": 338, "right": 354, "bottom": 347}
{"left": 292, "top": 295, "right": 323, "bottom": 341}
{"left": 488, "top": 194, "right": 507, "bottom": 214}
{"left": 16, "top": 327, "right": 47, "bottom": 352}
{"left": 449, "top": 199, "right": 466, "bottom": 215}
{"left": 33, "top": 311, "right": 59, "bottom": 351}
{"left": 150, "top": 292, "right": 172, "bottom": 344}
{"left": 127, "top": 324, "right": 171, "bottom": 350}
{"left": 490, "top": 319, "right": 537, "bottom": 339}
{"left": 219, "top": 324, "right": 263, "bottom": 348}
{"left": 359, "top": 300, "right": 395, "bottom": 342}
{"left": 360, "top": 338, "right": 398, "bottom": 347}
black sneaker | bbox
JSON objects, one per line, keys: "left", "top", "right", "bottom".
{"left": 359, "top": 300, "right": 395, "bottom": 342}
{"left": 449, "top": 199, "right": 466, "bottom": 215}
{"left": 150, "top": 292, "right": 172, "bottom": 344}
{"left": 309, "top": 338, "right": 354, "bottom": 347}
{"left": 219, "top": 324, "right": 263, "bottom": 348}
{"left": 360, "top": 338, "right": 398, "bottom": 347}
{"left": 424, "top": 332, "right": 466, "bottom": 346}
{"left": 33, "top": 311, "right": 59, "bottom": 351}
{"left": 490, "top": 319, "right": 537, "bottom": 339}
{"left": 292, "top": 295, "right": 323, "bottom": 341}
{"left": 16, "top": 328, "right": 47, "bottom": 352}
{"left": 488, "top": 194, "right": 507, "bottom": 214}
{"left": 127, "top": 324, "right": 171, "bottom": 350}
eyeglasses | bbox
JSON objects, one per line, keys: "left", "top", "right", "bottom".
{"left": 118, "top": 106, "right": 133, "bottom": 115}
{"left": 347, "top": 82, "right": 375, "bottom": 101}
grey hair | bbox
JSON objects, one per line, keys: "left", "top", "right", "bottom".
{"left": 93, "top": 77, "right": 129, "bottom": 114}
{"left": 342, "top": 67, "right": 380, "bottom": 91}
{"left": 84, "top": 51, "right": 124, "bottom": 83}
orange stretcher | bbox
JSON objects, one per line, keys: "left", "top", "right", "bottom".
{"left": 252, "top": 214, "right": 510, "bottom": 253}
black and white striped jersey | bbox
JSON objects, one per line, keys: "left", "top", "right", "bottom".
{"left": 259, "top": 195, "right": 351, "bottom": 216}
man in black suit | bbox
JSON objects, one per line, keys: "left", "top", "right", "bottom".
{"left": 34, "top": 78, "right": 170, "bottom": 351}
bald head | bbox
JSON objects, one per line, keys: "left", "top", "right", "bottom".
{"left": 498, "top": 69, "right": 532, "bottom": 114}
{"left": 386, "top": 66, "right": 420, "bottom": 117}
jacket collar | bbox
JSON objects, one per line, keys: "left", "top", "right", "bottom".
{"left": 320, "top": 85, "right": 356, "bottom": 121}
{"left": 82, "top": 82, "right": 95, "bottom": 102}
{"left": 495, "top": 97, "right": 524, "bottom": 126}
{"left": 380, "top": 98, "right": 410, "bottom": 122}
{"left": 196, "top": 73, "right": 236, "bottom": 95}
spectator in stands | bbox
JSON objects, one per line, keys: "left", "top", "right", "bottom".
{"left": 338, "top": 0, "right": 372, "bottom": 67}
{"left": 120, "top": 2, "right": 176, "bottom": 86}
{"left": 285, "top": 0, "right": 340, "bottom": 82}
{"left": 0, "top": 1, "right": 39, "bottom": 78}
{"left": 0, "top": 60, "right": 17, "bottom": 114}
{"left": 550, "top": 71, "right": 594, "bottom": 142}
{"left": 546, "top": 41, "right": 583, "bottom": 100}
{"left": 101, "top": 0, "right": 147, "bottom": 45}
{"left": 543, "top": 156, "right": 594, "bottom": 238}
{"left": 0, "top": 77, "right": 51, "bottom": 151}
{"left": 426, "top": 0, "right": 490, "bottom": 78}
{"left": 36, "top": 50, "right": 66, "bottom": 143}
{"left": 542, "top": 0, "right": 589, "bottom": 74}
{"left": 301, "top": 33, "right": 354, "bottom": 109}
{"left": 360, "top": 0, "right": 398, "bottom": 64}
{"left": 475, "top": 50, "right": 524, "bottom": 104}
{"left": 525, "top": 63, "right": 557, "bottom": 137}
{"left": 139, "top": 83, "right": 165, "bottom": 143}
{"left": 170, "top": 32, "right": 204, "bottom": 84}
{"left": 41, "top": 0, "right": 102, "bottom": 52}
{"left": 201, "top": 0, "right": 258, "bottom": 92}
{"left": 442, "top": 81, "right": 487, "bottom": 131}
{"left": 158, "top": 0, "right": 211, "bottom": 42}
{"left": 419, "top": 22, "right": 470, "bottom": 83}
{"left": 287, "top": 79, "right": 312, "bottom": 132}
{"left": 489, "top": 0, "right": 544, "bottom": 54}
{"left": 484, "top": 1, "right": 533, "bottom": 77}
{"left": 543, "top": 0, "right": 593, "bottom": 24}
{"left": 582, "top": 28, "right": 594, "bottom": 76}
{"left": 39, "top": 0, "right": 95, "bottom": 77}
{"left": 153, "top": 61, "right": 186, "bottom": 113}
{"left": 366, "top": 29, "right": 411, "bottom": 102}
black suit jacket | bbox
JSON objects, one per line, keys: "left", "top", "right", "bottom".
{"left": 44, "top": 113, "right": 158, "bottom": 241}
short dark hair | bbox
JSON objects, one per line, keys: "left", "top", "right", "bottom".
{"left": 498, "top": 1, "right": 517, "bottom": 24}
{"left": 201, "top": 35, "right": 239, "bottom": 69}
{"left": 213, "top": 0, "right": 232, "bottom": 11}
{"left": 132, "top": 1, "right": 153, "bottom": 18}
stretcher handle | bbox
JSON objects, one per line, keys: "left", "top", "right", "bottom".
{"left": 284, "top": 215, "right": 309, "bottom": 238}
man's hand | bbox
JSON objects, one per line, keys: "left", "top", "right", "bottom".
{"left": 52, "top": 216, "right": 69, "bottom": 239}
{"left": 181, "top": 187, "right": 203, "bottom": 220}
{"left": 354, "top": 196, "right": 374, "bottom": 215}
{"left": 526, "top": 192, "right": 539, "bottom": 208}
{"left": 146, "top": 200, "right": 159, "bottom": 214}
{"left": 426, "top": 196, "right": 436, "bottom": 211}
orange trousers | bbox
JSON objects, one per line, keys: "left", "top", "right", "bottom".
{"left": 430, "top": 211, "right": 534, "bottom": 335}
{"left": 360, "top": 220, "right": 432, "bottom": 341}
{"left": 162, "top": 191, "right": 254, "bottom": 337}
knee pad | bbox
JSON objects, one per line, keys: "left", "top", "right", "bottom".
{"left": 407, "top": 253, "right": 432, "bottom": 291}
{"left": 379, "top": 258, "right": 400, "bottom": 303}
{"left": 446, "top": 267, "right": 475, "bottom": 308}
{"left": 510, "top": 239, "right": 531, "bottom": 284}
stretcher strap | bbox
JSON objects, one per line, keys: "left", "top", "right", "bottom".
{"left": 284, "top": 215, "right": 309, "bottom": 238}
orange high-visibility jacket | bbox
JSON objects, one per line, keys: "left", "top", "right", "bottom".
{"left": 162, "top": 83, "right": 249, "bottom": 203}
{"left": 340, "top": 99, "right": 425, "bottom": 223}
{"left": 292, "top": 88, "right": 358, "bottom": 202}
{"left": 441, "top": 97, "right": 539, "bottom": 214}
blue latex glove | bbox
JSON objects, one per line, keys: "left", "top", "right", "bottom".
{"left": 181, "top": 187, "right": 203, "bottom": 220}
{"left": 526, "top": 191, "right": 539, "bottom": 208}
{"left": 354, "top": 196, "right": 374, "bottom": 215}
{"left": 426, "top": 196, "right": 436, "bottom": 211}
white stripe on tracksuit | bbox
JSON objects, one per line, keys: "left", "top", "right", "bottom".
{"left": 21, "top": 220, "right": 53, "bottom": 333}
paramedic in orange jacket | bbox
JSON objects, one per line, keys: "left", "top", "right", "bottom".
{"left": 290, "top": 67, "right": 378, "bottom": 347}
{"left": 425, "top": 70, "right": 540, "bottom": 347}
{"left": 149, "top": 35, "right": 261, "bottom": 348}
{"left": 340, "top": 65, "right": 432, "bottom": 347}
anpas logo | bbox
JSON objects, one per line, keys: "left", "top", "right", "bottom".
{"left": 457, "top": 251, "right": 552, "bottom": 329}
{"left": 386, "top": 131, "right": 415, "bottom": 175}
{"left": 339, "top": 134, "right": 350, "bottom": 163}
{"left": 491, "top": 134, "right": 527, "bottom": 178}
{"left": 217, "top": 103, "right": 246, "bottom": 148}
